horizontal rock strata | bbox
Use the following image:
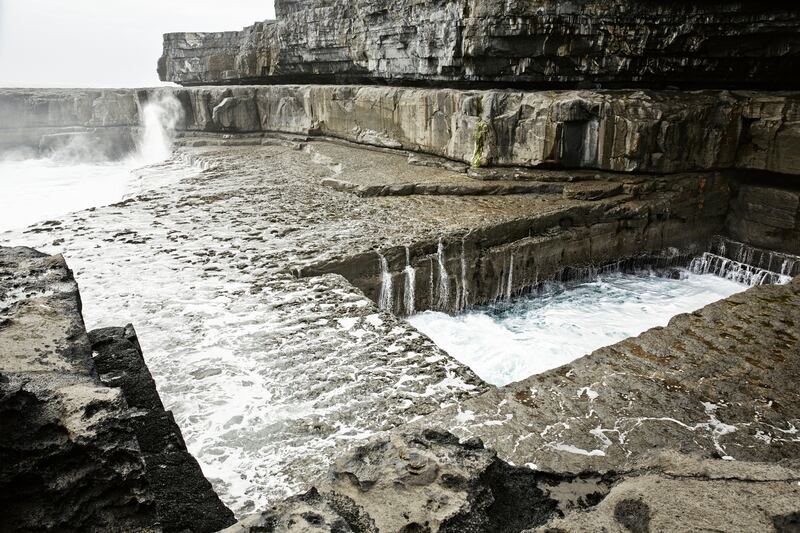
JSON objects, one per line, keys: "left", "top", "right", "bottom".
{"left": 159, "top": 0, "right": 800, "bottom": 89}
{"left": 2, "top": 86, "right": 799, "bottom": 176}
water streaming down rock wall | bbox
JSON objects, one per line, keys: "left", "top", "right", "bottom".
{"left": 689, "top": 236, "right": 800, "bottom": 286}
{"left": 300, "top": 172, "right": 736, "bottom": 315}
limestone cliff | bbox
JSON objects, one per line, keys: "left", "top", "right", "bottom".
{"left": 3, "top": 87, "right": 800, "bottom": 176}
{"left": 159, "top": 0, "right": 800, "bottom": 89}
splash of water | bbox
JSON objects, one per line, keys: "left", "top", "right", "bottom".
{"left": 132, "top": 92, "right": 183, "bottom": 166}
{"left": 0, "top": 92, "right": 185, "bottom": 232}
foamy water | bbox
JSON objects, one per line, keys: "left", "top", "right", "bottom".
{"left": 408, "top": 272, "right": 747, "bottom": 386}
{"left": 0, "top": 159, "right": 143, "bottom": 232}
{"left": 0, "top": 92, "right": 182, "bottom": 233}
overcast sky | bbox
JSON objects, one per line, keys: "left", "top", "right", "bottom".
{"left": 0, "top": 0, "right": 275, "bottom": 88}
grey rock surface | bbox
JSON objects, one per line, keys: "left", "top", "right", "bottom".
{"left": 0, "top": 246, "right": 236, "bottom": 532}
{"left": 159, "top": 0, "right": 800, "bottom": 89}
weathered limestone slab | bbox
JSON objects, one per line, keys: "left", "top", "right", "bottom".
{"left": 0, "top": 247, "right": 159, "bottom": 532}
{"left": 0, "top": 247, "right": 235, "bottom": 532}
{"left": 224, "top": 430, "right": 800, "bottom": 533}
{"left": 90, "top": 326, "right": 236, "bottom": 533}
{"left": 159, "top": 0, "right": 800, "bottom": 89}
{"left": 418, "top": 276, "right": 800, "bottom": 473}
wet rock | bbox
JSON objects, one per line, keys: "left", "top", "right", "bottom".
{"left": 159, "top": 0, "right": 800, "bottom": 89}
{"left": 89, "top": 325, "right": 237, "bottom": 533}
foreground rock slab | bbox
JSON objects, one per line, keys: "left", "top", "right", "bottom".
{"left": 0, "top": 246, "right": 235, "bottom": 532}
{"left": 225, "top": 431, "right": 800, "bottom": 533}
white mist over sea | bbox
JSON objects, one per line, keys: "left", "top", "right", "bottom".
{"left": 0, "top": 94, "right": 183, "bottom": 232}
{"left": 408, "top": 271, "right": 747, "bottom": 386}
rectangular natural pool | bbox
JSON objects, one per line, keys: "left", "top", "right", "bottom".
{"left": 408, "top": 271, "right": 747, "bottom": 386}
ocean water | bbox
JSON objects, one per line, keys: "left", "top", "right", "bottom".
{"left": 408, "top": 272, "right": 747, "bottom": 386}
{"left": 0, "top": 159, "right": 146, "bottom": 232}
{"left": 0, "top": 92, "right": 182, "bottom": 233}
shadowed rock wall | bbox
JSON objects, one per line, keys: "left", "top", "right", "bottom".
{"left": 159, "top": 0, "right": 800, "bottom": 89}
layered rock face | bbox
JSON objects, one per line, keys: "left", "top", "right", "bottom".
{"left": 0, "top": 89, "right": 141, "bottom": 159}
{"left": 159, "top": 0, "right": 800, "bottom": 89}
{"left": 4, "top": 86, "right": 799, "bottom": 176}
{"left": 0, "top": 246, "right": 235, "bottom": 532}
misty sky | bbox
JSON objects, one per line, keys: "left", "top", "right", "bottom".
{"left": 0, "top": 0, "right": 275, "bottom": 88}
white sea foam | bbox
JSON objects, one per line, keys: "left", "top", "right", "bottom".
{"left": 408, "top": 271, "right": 748, "bottom": 386}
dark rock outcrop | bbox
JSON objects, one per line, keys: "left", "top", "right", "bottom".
{"left": 0, "top": 247, "right": 159, "bottom": 532}
{"left": 159, "top": 0, "right": 800, "bottom": 89}
{"left": 89, "top": 325, "right": 236, "bottom": 533}
{"left": 0, "top": 246, "right": 234, "bottom": 532}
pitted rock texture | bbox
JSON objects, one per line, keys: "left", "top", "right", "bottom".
{"left": 419, "top": 276, "right": 800, "bottom": 474}
{"left": 0, "top": 247, "right": 159, "bottom": 532}
{"left": 224, "top": 432, "right": 800, "bottom": 533}
{"left": 90, "top": 325, "right": 237, "bottom": 533}
{"left": 159, "top": 0, "right": 800, "bottom": 89}
{"left": 3, "top": 87, "right": 800, "bottom": 176}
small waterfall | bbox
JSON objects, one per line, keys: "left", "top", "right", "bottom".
{"left": 437, "top": 239, "right": 450, "bottom": 310}
{"left": 782, "top": 258, "right": 797, "bottom": 277}
{"left": 506, "top": 253, "right": 515, "bottom": 300}
{"left": 403, "top": 246, "right": 416, "bottom": 316}
{"left": 377, "top": 252, "right": 393, "bottom": 311}
{"left": 689, "top": 252, "right": 790, "bottom": 286}
{"left": 459, "top": 238, "right": 469, "bottom": 311}
{"left": 135, "top": 92, "right": 183, "bottom": 165}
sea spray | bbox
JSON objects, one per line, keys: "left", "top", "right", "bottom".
{"left": 409, "top": 271, "right": 747, "bottom": 386}
{"left": 403, "top": 246, "right": 416, "bottom": 315}
{"left": 134, "top": 92, "right": 183, "bottom": 165}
